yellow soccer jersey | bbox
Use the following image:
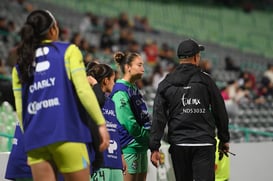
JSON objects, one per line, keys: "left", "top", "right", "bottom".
{"left": 12, "top": 42, "right": 105, "bottom": 130}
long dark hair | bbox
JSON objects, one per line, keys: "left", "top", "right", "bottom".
{"left": 17, "top": 10, "right": 55, "bottom": 84}
{"left": 86, "top": 63, "right": 114, "bottom": 84}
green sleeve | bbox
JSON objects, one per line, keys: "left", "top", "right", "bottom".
{"left": 65, "top": 44, "right": 105, "bottom": 125}
{"left": 112, "top": 90, "right": 149, "bottom": 143}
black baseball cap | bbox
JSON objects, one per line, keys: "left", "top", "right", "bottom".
{"left": 177, "top": 39, "right": 205, "bottom": 59}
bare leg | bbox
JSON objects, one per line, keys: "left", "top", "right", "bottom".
{"left": 136, "top": 172, "right": 147, "bottom": 181}
{"left": 30, "top": 161, "right": 56, "bottom": 181}
{"left": 123, "top": 172, "right": 137, "bottom": 181}
{"left": 62, "top": 167, "right": 90, "bottom": 181}
{"left": 124, "top": 172, "right": 147, "bottom": 181}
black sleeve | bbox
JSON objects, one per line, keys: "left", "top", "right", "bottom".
{"left": 75, "top": 84, "right": 106, "bottom": 170}
{"left": 209, "top": 79, "right": 230, "bottom": 143}
{"left": 85, "top": 84, "right": 106, "bottom": 170}
{"left": 149, "top": 90, "right": 169, "bottom": 152}
{"left": 92, "top": 83, "right": 106, "bottom": 107}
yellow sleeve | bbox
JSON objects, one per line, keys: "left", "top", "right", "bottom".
{"left": 11, "top": 67, "right": 23, "bottom": 131}
{"left": 64, "top": 44, "right": 105, "bottom": 125}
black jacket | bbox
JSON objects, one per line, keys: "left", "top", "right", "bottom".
{"left": 149, "top": 63, "right": 230, "bottom": 151}
{"left": 77, "top": 84, "right": 105, "bottom": 170}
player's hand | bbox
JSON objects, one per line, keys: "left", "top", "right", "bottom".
{"left": 98, "top": 124, "right": 110, "bottom": 152}
{"left": 150, "top": 150, "right": 160, "bottom": 168}
{"left": 87, "top": 76, "right": 98, "bottom": 86}
{"left": 218, "top": 142, "right": 229, "bottom": 160}
{"left": 121, "top": 154, "right": 127, "bottom": 175}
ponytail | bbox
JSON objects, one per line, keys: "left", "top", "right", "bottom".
{"left": 17, "top": 10, "right": 56, "bottom": 84}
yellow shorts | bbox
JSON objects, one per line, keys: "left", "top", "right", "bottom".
{"left": 27, "top": 142, "right": 90, "bottom": 173}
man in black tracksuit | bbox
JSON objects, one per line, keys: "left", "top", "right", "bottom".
{"left": 149, "top": 39, "right": 230, "bottom": 181}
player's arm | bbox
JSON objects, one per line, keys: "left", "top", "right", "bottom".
{"left": 12, "top": 67, "right": 23, "bottom": 131}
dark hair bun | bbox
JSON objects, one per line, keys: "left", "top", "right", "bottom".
{"left": 113, "top": 51, "right": 125, "bottom": 64}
